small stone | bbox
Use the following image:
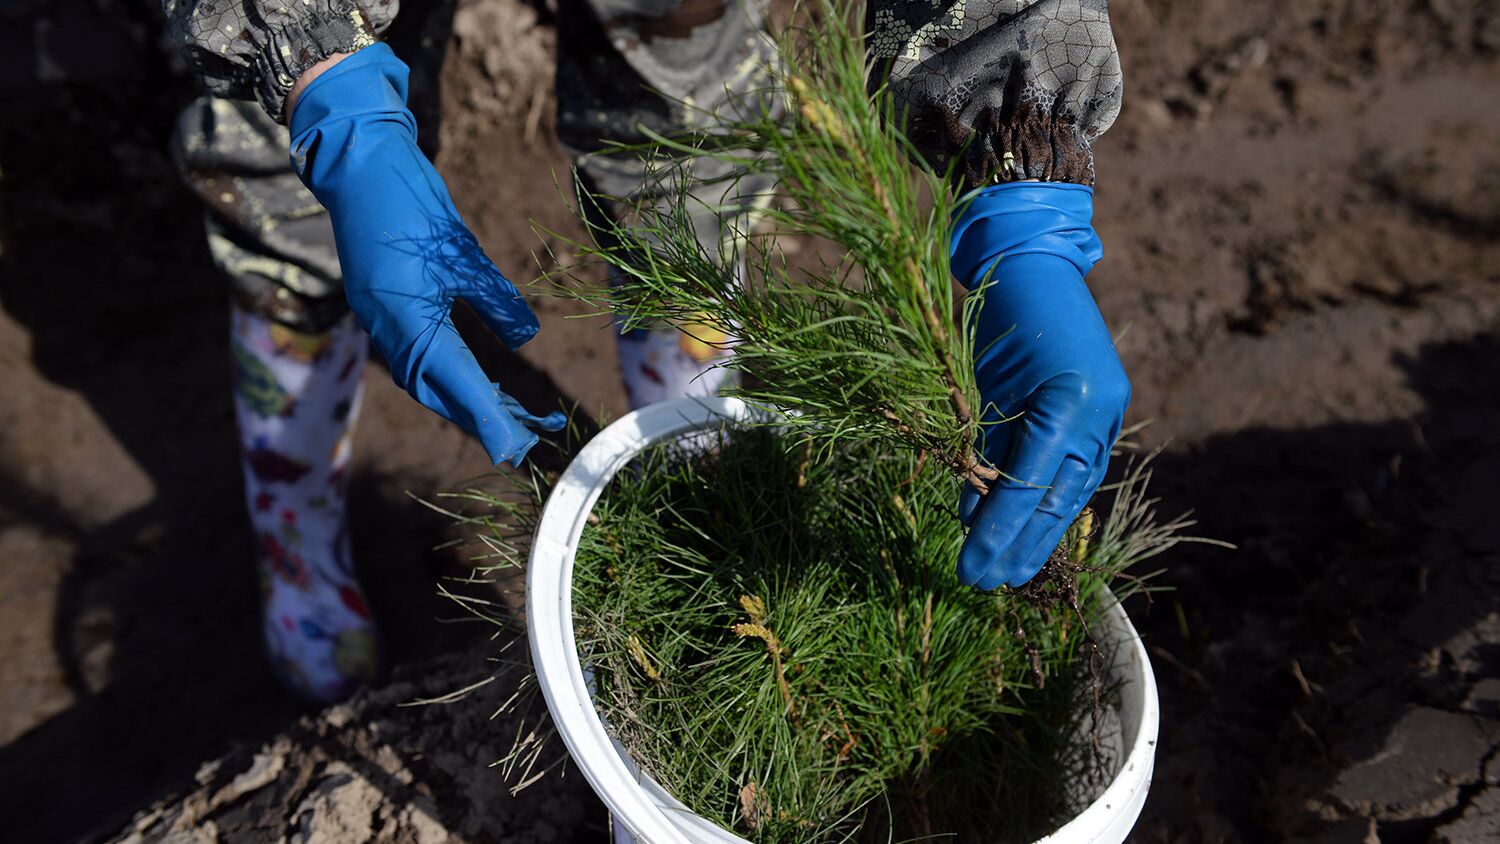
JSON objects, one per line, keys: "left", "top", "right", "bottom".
{"left": 210, "top": 751, "right": 284, "bottom": 807}
{"left": 283, "top": 764, "right": 381, "bottom": 844}
{"left": 324, "top": 704, "right": 353, "bottom": 729}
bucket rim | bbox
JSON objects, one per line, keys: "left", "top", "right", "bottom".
{"left": 525, "top": 397, "right": 1160, "bottom": 844}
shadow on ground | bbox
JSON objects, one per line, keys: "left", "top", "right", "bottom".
{"left": 1134, "top": 330, "right": 1500, "bottom": 842}
{"left": 0, "top": 4, "right": 595, "bottom": 841}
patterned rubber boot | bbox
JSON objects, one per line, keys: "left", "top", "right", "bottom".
{"left": 612, "top": 269, "right": 739, "bottom": 410}
{"left": 230, "top": 304, "right": 380, "bottom": 703}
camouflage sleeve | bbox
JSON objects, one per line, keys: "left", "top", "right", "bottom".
{"left": 872, "top": 0, "right": 1123, "bottom": 187}
{"left": 555, "top": 0, "right": 777, "bottom": 151}
{"left": 160, "top": 1, "right": 399, "bottom": 123}
{"left": 556, "top": 0, "right": 780, "bottom": 252}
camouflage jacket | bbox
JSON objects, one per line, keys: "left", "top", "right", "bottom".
{"left": 162, "top": 0, "right": 1122, "bottom": 185}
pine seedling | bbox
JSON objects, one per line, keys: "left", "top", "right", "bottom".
{"left": 551, "top": 1, "right": 1001, "bottom": 493}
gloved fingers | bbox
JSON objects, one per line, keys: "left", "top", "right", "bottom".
{"left": 459, "top": 267, "right": 541, "bottom": 351}
{"left": 495, "top": 388, "right": 567, "bottom": 432}
{"left": 1005, "top": 510, "right": 1078, "bottom": 589}
{"left": 460, "top": 381, "right": 545, "bottom": 467}
{"left": 482, "top": 423, "right": 542, "bottom": 467}
{"left": 956, "top": 405, "right": 1072, "bottom": 587}
{"left": 958, "top": 483, "right": 982, "bottom": 527}
{"left": 959, "top": 418, "right": 1019, "bottom": 527}
{"left": 399, "top": 323, "right": 545, "bottom": 466}
{"left": 956, "top": 477, "right": 1054, "bottom": 589}
{"left": 992, "top": 455, "right": 1096, "bottom": 588}
{"left": 1077, "top": 450, "right": 1112, "bottom": 519}
{"left": 994, "top": 405, "right": 1076, "bottom": 493}
{"left": 402, "top": 207, "right": 540, "bottom": 352}
{"left": 1005, "top": 447, "right": 1113, "bottom": 587}
{"left": 958, "top": 478, "right": 1046, "bottom": 589}
{"left": 1035, "top": 449, "right": 1114, "bottom": 568}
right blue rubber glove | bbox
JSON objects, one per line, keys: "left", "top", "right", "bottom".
{"left": 949, "top": 182, "right": 1130, "bottom": 590}
{"left": 289, "top": 44, "right": 564, "bottom": 466}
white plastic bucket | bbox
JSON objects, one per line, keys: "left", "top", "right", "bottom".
{"left": 526, "top": 397, "right": 1160, "bottom": 843}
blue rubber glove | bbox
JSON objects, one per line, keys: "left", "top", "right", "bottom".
{"left": 949, "top": 182, "right": 1130, "bottom": 589}
{"left": 289, "top": 44, "right": 564, "bottom": 466}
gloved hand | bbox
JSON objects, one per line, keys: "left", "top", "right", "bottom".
{"left": 948, "top": 182, "right": 1130, "bottom": 589}
{"left": 289, "top": 43, "right": 564, "bottom": 466}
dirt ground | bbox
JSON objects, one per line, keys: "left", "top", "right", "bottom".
{"left": 1, "top": 0, "right": 1497, "bottom": 842}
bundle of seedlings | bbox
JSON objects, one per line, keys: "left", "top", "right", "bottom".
{"left": 454, "top": 422, "right": 1194, "bottom": 840}
{"left": 447, "top": 1, "right": 1215, "bottom": 839}
{"left": 571, "top": 427, "right": 1186, "bottom": 840}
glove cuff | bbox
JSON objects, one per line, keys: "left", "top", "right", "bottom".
{"left": 289, "top": 43, "right": 419, "bottom": 209}
{"left": 289, "top": 42, "right": 413, "bottom": 132}
{"left": 949, "top": 182, "right": 1103, "bottom": 290}
{"left": 250, "top": 1, "right": 381, "bottom": 123}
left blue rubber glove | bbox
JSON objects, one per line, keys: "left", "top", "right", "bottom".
{"left": 289, "top": 44, "right": 564, "bottom": 466}
{"left": 949, "top": 182, "right": 1130, "bottom": 590}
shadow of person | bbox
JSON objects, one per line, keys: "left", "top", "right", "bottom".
{"left": 0, "top": 3, "right": 598, "bottom": 841}
{"left": 1129, "top": 329, "right": 1500, "bottom": 842}
{"left": 0, "top": 61, "right": 300, "bottom": 836}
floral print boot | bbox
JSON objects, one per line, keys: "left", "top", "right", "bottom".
{"left": 230, "top": 305, "right": 379, "bottom": 703}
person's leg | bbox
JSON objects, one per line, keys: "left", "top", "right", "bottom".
{"left": 172, "top": 95, "right": 380, "bottom": 700}
{"left": 230, "top": 305, "right": 378, "bottom": 701}
{"left": 611, "top": 305, "right": 737, "bottom": 409}
{"left": 555, "top": 0, "right": 779, "bottom": 408}
{"left": 171, "top": 5, "right": 461, "bottom": 699}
